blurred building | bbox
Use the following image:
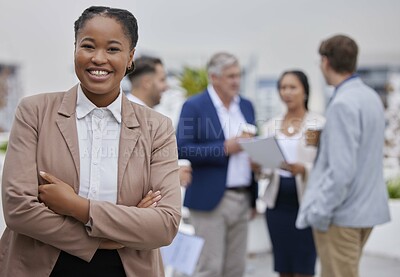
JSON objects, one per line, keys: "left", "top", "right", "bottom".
{"left": 0, "top": 64, "right": 22, "bottom": 132}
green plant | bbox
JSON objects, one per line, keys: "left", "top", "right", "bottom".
{"left": 387, "top": 176, "right": 400, "bottom": 199}
{"left": 179, "top": 66, "right": 208, "bottom": 97}
{"left": 0, "top": 141, "right": 7, "bottom": 153}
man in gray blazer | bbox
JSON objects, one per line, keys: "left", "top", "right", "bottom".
{"left": 296, "top": 35, "right": 390, "bottom": 277}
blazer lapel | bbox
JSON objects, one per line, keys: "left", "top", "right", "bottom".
{"left": 118, "top": 94, "right": 141, "bottom": 200}
{"left": 55, "top": 85, "right": 80, "bottom": 192}
{"left": 204, "top": 90, "right": 225, "bottom": 140}
{"left": 239, "top": 98, "right": 253, "bottom": 124}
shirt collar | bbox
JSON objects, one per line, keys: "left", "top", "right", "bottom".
{"left": 328, "top": 74, "right": 359, "bottom": 106}
{"left": 126, "top": 93, "right": 147, "bottom": 107}
{"left": 76, "top": 84, "right": 122, "bottom": 123}
{"left": 334, "top": 73, "right": 359, "bottom": 92}
{"left": 207, "top": 84, "right": 240, "bottom": 110}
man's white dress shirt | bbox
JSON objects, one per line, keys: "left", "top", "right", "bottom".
{"left": 208, "top": 85, "right": 252, "bottom": 188}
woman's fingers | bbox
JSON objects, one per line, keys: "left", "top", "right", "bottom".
{"left": 280, "top": 162, "right": 290, "bottom": 171}
{"left": 138, "top": 194, "right": 161, "bottom": 208}
{"left": 137, "top": 190, "right": 161, "bottom": 208}
{"left": 39, "top": 171, "right": 64, "bottom": 185}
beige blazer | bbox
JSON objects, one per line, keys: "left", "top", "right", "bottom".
{"left": 260, "top": 112, "right": 325, "bottom": 208}
{"left": 0, "top": 85, "right": 181, "bottom": 277}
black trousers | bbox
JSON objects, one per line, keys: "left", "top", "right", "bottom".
{"left": 50, "top": 250, "right": 126, "bottom": 277}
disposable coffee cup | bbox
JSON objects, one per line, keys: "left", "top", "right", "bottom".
{"left": 178, "top": 159, "right": 192, "bottom": 188}
{"left": 178, "top": 159, "right": 191, "bottom": 168}
{"left": 240, "top": 123, "right": 257, "bottom": 138}
{"left": 305, "top": 128, "right": 322, "bottom": 146}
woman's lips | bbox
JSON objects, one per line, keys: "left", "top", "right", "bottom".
{"left": 86, "top": 69, "right": 111, "bottom": 81}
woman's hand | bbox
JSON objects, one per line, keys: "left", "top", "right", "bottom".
{"left": 38, "top": 171, "right": 89, "bottom": 223}
{"left": 251, "top": 161, "right": 266, "bottom": 181}
{"left": 250, "top": 161, "right": 262, "bottom": 174}
{"left": 98, "top": 190, "right": 161, "bottom": 250}
{"left": 97, "top": 190, "right": 161, "bottom": 250}
{"left": 280, "top": 162, "right": 306, "bottom": 176}
{"left": 137, "top": 190, "right": 161, "bottom": 208}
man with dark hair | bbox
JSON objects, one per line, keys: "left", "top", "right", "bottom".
{"left": 127, "top": 56, "right": 168, "bottom": 108}
{"left": 127, "top": 56, "right": 192, "bottom": 187}
{"left": 296, "top": 34, "right": 390, "bottom": 277}
{"left": 318, "top": 35, "right": 359, "bottom": 80}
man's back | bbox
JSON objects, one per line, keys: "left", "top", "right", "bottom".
{"left": 302, "top": 77, "right": 390, "bottom": 229}
{"left": 297, "top": 34, "right": 391, "bottom": 277}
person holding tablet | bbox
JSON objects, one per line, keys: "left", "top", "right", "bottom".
{"left": 261, "top": 70, "right": 325, "bottom": 277}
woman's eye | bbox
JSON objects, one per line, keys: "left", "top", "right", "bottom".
{"left": 108, "top": 47, "right": 121, "bottom": 52}
{"left": 82, "top": 44, "right": 94, "bottom": 49}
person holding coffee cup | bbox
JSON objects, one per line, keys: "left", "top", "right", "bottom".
{"left": 127, "top": 56, "right": 193, "bottom": 187}
{"left": 305, "top": 127, "right": 322, "bottom": 147}
{"left": 177, "top": 52, "right": 258, "bottom": 276}
{"left": 260, "top": 70, "right": 325, "bottom": 277}
{"left": 296, "top": 35, "right": 391, "bottom": 277}
{"left": 177, "top": 159, "right": 192, "bottom": 187}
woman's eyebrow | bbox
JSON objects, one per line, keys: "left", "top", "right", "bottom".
{"left": 79, "top": 37, "right": 122, "bottom": 46}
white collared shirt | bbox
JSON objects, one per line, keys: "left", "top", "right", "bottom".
{"left": 207, "top": 84, "right": 252, "bottom": 188}
{"left": 76, "top": 85, "right": 121, "bottom": 204}
{"left": 126, "top": 92, "right": 147, "bottom": 106}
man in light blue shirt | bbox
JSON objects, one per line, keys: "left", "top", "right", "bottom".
{"left": 296, "top": 35, "right": 390, "bottom": 277}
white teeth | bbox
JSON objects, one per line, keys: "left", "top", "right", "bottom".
{"left": 89, "top": 70, "right": 109, "bottom": 76}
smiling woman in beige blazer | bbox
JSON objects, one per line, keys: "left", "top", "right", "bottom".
{"left": 0, "top": 6, "right": 181, "bottom": 277}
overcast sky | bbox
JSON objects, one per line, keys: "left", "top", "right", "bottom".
{"left": 0, "top": 0, "right": 399, "bottom": 110}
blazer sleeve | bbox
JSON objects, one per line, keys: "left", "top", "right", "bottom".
{"left": 2, "top": 98, "right": 101, "bottom": 262}
{"left": 298, "top": 113, "right": 326, "bottom": 195}
{"left": 177, "top": 101, "right": 228, "bottom": 166}
{"left": 86, "top": 117, "right": 181, "bottom": 249}
{"left": 305, "top": 103, "right": 360, "bottom": 231}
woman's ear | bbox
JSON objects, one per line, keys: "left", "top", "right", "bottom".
{"left": 128, "top": 48, "right": 136, "bottom": 68}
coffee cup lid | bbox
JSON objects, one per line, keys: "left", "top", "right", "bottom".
{"left": 178, "top": 159, "right": 191, "bottom": 167}
{"left": 306, "top": 125, "right": 322, "bottom": 131}
{"left": 241, "top": 123, "right": 257, "bottom": 135}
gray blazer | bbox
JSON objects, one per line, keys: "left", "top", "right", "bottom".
{"left": 296, "top": 77, "right": 390, "bottom": 231}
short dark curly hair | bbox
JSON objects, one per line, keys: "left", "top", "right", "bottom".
{"left": 74, "top": 6, "right": 138, "bottom": 75}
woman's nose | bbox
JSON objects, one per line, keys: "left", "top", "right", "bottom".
{"left": 91, "top": 50, "right": 107, "bottom": 64}
{"left": 280, "top": 89, "right": 289, "bottom": 95}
